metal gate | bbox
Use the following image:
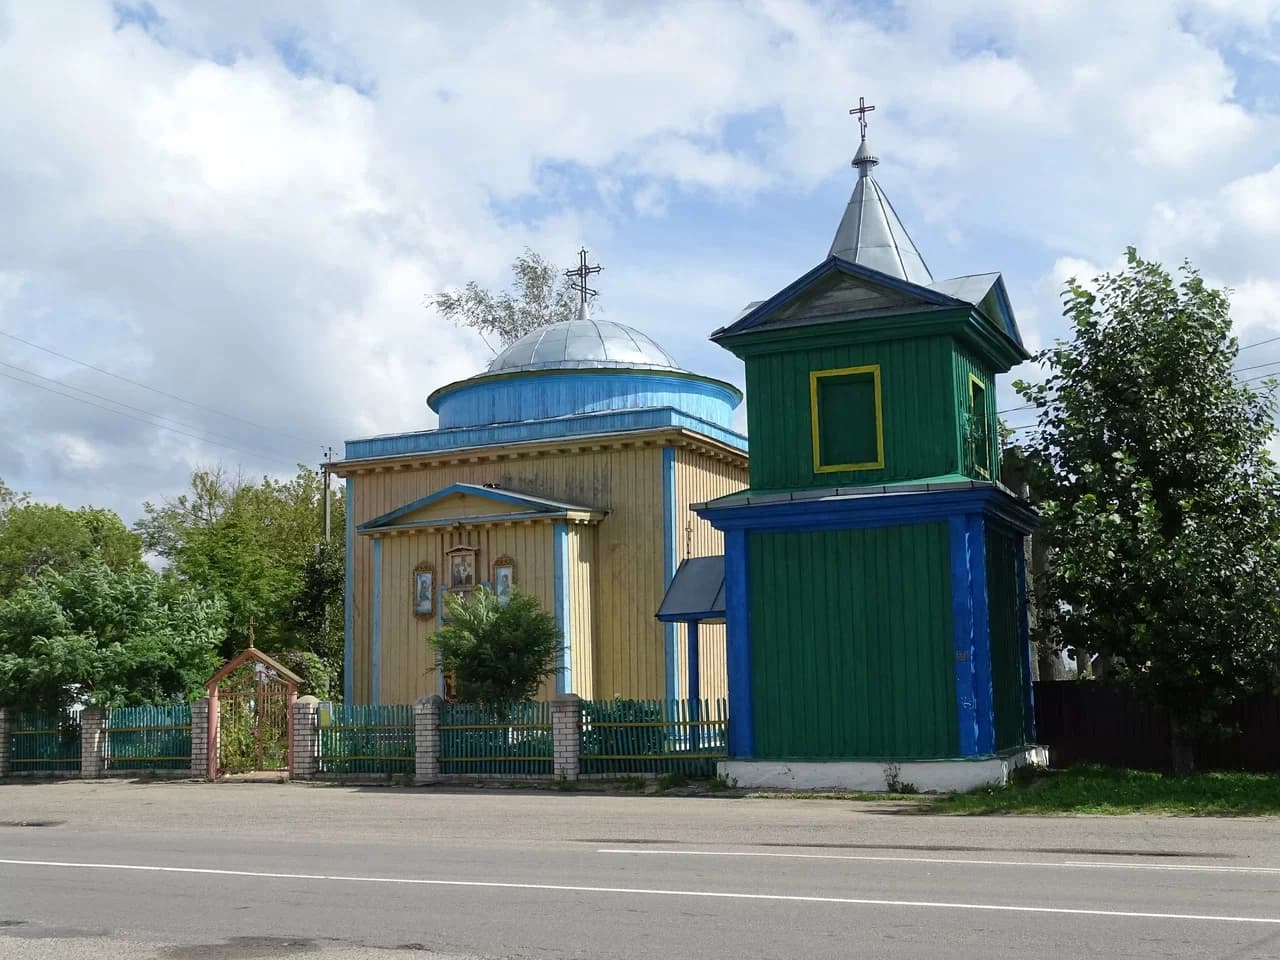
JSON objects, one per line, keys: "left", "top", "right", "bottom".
{"left": 216, "top": 664, "right": 292, "bottom": 774}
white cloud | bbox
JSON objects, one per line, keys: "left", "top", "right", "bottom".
{"left": 0, "top": 0, "right": 1277, "bottom": 519}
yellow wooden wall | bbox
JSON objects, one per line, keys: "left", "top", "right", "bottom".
{"left": 671, "top": 445, "right": 750, "bottom": 702}
{"left": 566, "top": 524, "right": 596, "bottom": 697}
{"left": 348, "top": 442, "right": 670, "bottom": 704}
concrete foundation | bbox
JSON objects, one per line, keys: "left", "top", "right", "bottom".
{"left": 719, "top": 746, "right": 1048, "bottom": 794}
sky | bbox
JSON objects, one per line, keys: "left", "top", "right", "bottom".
{"left": 1, "top": 0, "right": 1278, "bottom": 522}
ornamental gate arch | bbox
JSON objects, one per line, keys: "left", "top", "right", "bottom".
{"left": 205, "top": 639, "right": 301, "bottom": 778}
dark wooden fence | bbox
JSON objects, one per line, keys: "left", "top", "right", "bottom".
{"left": 1033, "top": 681, "right": 1280, "bottom": 773}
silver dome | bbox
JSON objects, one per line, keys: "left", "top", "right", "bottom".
{"left": 487, "top": 316, "right": 682, "bottom": 373}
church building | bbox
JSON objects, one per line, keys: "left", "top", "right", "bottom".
{"left": 332, "top": 297, "right": 748, "bottom": 706}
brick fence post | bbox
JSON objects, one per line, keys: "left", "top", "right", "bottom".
{"left": 553, "top": 694, "right": 581, "bottom": 781}
{"left": 414, "top": 694, "right": 442, "bottom": 785}
{"left": 0, "top": 707, "right": 10, "bottom": 778}
{"left": 291, "top": 696, "right": 320, "bottom": 779}
{"left": 190, "top": 699, "right": 209, "bottom": 779}
{"left": 80, "top": 706, "right": 108, "bottom": 779}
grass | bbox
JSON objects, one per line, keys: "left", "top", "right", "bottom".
{"left": 936, "top": 765, "right": 1280, "bottom": 816}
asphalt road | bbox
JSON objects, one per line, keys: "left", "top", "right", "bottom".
{"left": 1, "top": 781, "right": 1279, "bottom": 959}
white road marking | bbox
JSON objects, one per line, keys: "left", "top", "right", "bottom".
{"left": 596, "top": 847, "right": 1280, "bottom": 875}
{"left": 1, "top": 857, "right": 1277, "bottom": 926}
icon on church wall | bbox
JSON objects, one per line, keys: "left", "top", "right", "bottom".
{"left": 450, "top": 554, "right": 475, "bottom": 587}
{"left": 447, "top": 544, "right": 478, "bottom": 588}
{"left": 493, "top": 557, "right": 514, "bottom": 606}
{"left": 412, "top": 563, "right": 434, "bottom": 618}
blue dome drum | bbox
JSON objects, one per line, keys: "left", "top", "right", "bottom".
{"left": 428, "top": 317, "right": 742, "bottom": 431}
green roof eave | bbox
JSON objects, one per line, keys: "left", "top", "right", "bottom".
{"left": 714, "top": 307, "right": 1029, "bottom": 370}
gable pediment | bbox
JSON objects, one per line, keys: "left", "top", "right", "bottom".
{"left": 715, "top": 257, "right": 961, "bottom": 340}
{"left": 358, "top": 483, "right": 605, "bottom": 535}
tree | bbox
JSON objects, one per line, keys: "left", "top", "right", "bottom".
{"left": 430, "top": 587, "right": 561, "bottom": 712}
{"left": 0, "top": 560, "right": 226, "bottom": 710}
{"left": 430, "top": 248, "right": 583, "bottom": 348}
{"left": 1015, "top": 249, "right": 1280, "bottom": 772}
{"left": 136, "top": 466, "right": 343, "bottom": 673}
{"left": 0, "top": 501, "right": 142, "bottom": 596}
{"left": 0, "top": 478, "right": 28, "bottom": 520}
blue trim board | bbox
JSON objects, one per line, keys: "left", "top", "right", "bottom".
{"left": 662, "top": 446, "right": 678, "bottom": 701}
{"left": 948, "top": 516, "right": 978, "bottom": 756}
{"left": 699, "top": 485, "right": 1035, "bottom": 536}
{"left": 1015, "top": 544, "right": 1037, "bottom": 742}
{"left": 723, "top": 528, "right": 754, "bottom": 758}
{"left": 371, "top": 537, "right": 382, "bottom": 706}
{"left": 343, "top": 478, "right": 354, "bottom": 705}
{"left": 686, "top": 620, "right": 701, "bottom": 703}
{"left": 687, "top": 620, "right": 701, "bottom": 751}
{"left": 966, "top": 514, "right": 994, "bottom": 754}
{"left": 344, "top": 406, "right": 748, "bottom": 462}
{"left": 553, "top": 521, "right": 571, "bottom": 695}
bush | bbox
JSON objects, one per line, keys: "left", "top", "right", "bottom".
{"left": 430, "top": 587, "right": 560, "bottom": 711}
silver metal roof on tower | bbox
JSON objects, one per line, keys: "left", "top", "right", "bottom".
{"left": 828, "top": 100, "right": 933, "bottom": 286}
{"left": 486, "top": 318, "right": 683, "bottom": 373}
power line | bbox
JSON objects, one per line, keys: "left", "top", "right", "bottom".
{"left": 0, "top": 328, "right": 322, "bottom": 446}
{"left": 0, "top": 359, "right": 275, "bottom": 452}
{"left": 1239, "top": 334, "right": 1280, "bottom": 353}
{"left": 1233, "top": 357, "right": 1280, "bottom": 375}
{"left": 0, "top": 368, "right": 306, "bottom": 468}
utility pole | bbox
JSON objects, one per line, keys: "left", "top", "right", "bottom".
{"left": 321, "top": 446, "right": 334, "bottom": 543}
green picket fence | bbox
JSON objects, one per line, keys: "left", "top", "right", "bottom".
{"left": 107, "top": 704, "right": 192, "bottom": 771}
{"left": 9, "top": 711, "right": 82, "bottom": 773}
{"left": 580, "top": 698, "right": 728, "bottom": 776}
{"left": 439, "top": 701, "right": 553, "bottom": 776}
{"left": 318, "top": 704, "right": 415, "bottom": 775}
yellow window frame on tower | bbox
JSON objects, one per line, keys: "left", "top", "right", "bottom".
{"left": 810, "top": 364, "right": 885, "bottom": 473}
{"left": 968, "top": 372, "right": 991, "bottom": 479}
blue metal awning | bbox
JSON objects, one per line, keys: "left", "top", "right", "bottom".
{"left": 656, "top": 555, "right": 726, "bottom": 624}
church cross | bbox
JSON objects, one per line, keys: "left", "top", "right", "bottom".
{"left": 850, "top": 97, "right": 876, "bottom": 141}
{"left": 565, "top": 248, "right": 602, "bottom": 305}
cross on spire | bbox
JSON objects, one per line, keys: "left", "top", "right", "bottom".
{"left": 850, "top": 96, "right": 875, "bottom": 141}
{"left": 565, "top": 248, "right": 602, "bottom": 306}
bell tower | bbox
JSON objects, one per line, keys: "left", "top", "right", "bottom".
{"left": 697, "top": 103, "right": 1041, "bottom": 790}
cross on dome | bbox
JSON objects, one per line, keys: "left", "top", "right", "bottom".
{"left": 850, "top": 96, "right": 875, "bottom": 141}
{"left": 564, "top": 248, "right": 602, "bottom": 306}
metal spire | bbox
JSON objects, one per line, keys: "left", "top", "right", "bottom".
{"left": 565, "top": 248, "right": 602, "bottom": 320}
{"left": 828, "top": 98, "right": 932, "bottom": 285}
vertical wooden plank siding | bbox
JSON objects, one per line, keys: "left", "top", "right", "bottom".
{"left": 348, "top": 444, "right": 669, "bottom": 704}
{"left": 952, "top": 344, "right": 999, "bottom": 482}
{"left": 743, "top": 334, "right": 960, "bottom": 491}
{"left": 747, "top": 523, "right": 957, "bottom": 759}
{"left": 985, "top": 526, "right": 1028, "bottom": 750}
{"left": 674, "top": 445, "right": 749, "bottom": 701}
{"left": 567, "top": 524, "right": 597, "bottom": 698}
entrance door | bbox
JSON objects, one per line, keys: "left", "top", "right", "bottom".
{"left": 217, "top": 664, "right": 291, "bottom": 774}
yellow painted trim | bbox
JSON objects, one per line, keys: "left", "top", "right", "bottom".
{"left": 968, "top": 372, "right": 991, "bottom": 479}
{"left": 809, "top": 364, "right": 885, "bottom": 473}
